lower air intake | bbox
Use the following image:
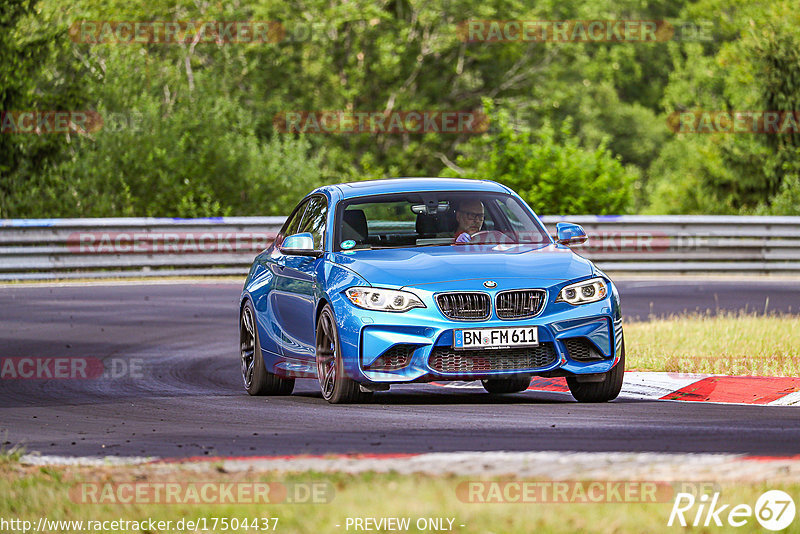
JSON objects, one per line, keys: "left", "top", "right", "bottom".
{"left": 364, "top": 344, "right": 415, "bottom": 371}
{"left": 563, "top": 338, "right": 605, "bottom": 361}
{"left": 428, "top": 343, "right": 557, "bottom": 374}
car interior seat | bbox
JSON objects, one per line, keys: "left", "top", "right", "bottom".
{"left": 342, "top": 209, "right": 368, "bottom": 245}
{"left": 441, "top": 208, "right": 458, "bottom": 234}
{"left": 415, "top": 213, "right": 439, "bottom": 237}
{"left": 415, "top": 209, "right": 460, "bottom": 237}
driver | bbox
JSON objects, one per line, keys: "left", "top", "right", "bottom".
{"left": 454, "top": 199, "right": 485, "bottom": 243}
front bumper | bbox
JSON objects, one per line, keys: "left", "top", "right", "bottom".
{"left": 334, "top": 285, "right": 624, "bottom": 383}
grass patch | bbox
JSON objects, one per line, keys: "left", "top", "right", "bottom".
{"left": 626, "top": 312, "right": 800, "bottom": 376}
{"left": 1, "top": 463, "right": 798, "bottom": 533}
{"left": 0, "top": 434, "right": 25, "bottom": 465}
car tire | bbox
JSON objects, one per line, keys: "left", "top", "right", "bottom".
{"left": 316, "top": 304, "right": 371, "bottom": 404}
{"left": 481, "top": 376, "right": 531, "bottom": 394}
{"left": 240, "top": 300, "right": 295, "bottom": 396}
{"left": 566, "top": 341, "right": 625, "bottom": 403}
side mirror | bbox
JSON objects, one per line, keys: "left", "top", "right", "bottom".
{"left": 280, "top": 232, "right": 323, "bottom": 257}
{"left": 556, "top": 222, "right": 588, "bottom": 246}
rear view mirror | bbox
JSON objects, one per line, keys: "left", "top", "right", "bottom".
{"left": 556, "top": 222, "right": 588, "bottom": 246}
{"left": 411, "top": 201, "right": 449, "bottom": 215}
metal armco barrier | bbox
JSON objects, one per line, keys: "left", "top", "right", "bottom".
{"left": 556, "top": 215, "right": 800, "bottom": 273}
{"left": 0, "top": 215, "right": 798, "bottom": 280}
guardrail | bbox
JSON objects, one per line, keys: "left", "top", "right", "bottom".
{"left": 556, "top": 215, "right": 800, "bottom": 274}
{"left": 0, "top": 215, "right": 798, "bottom": 280}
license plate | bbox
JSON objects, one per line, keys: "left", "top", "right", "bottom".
{"left": 453, "top": 326, "right": 539, "bottom": 350}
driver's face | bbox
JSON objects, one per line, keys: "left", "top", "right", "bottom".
{"left": 457, "top": 201, "right": 484, "bottom": 234}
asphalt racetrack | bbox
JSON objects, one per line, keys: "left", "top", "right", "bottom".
{"left": 1, "top": 279, "right": 798, "bottom": 459}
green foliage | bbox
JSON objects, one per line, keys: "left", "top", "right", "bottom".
{"left": 1, "top": 0, "right": 798, "bottom": 216}
{"left": 643, "top": 136, "right": 742, "bottom": 214}
{"left": 8, "top": 97, "right": 326, "bottom": 217}
{"left": 0, "top": 0, "right": 88, "bottom": 216}
{"left": 0, "top": 431, "right": 24, "bottom": 464}
{"left": 443, "top": 101, "right": 635, "bottom": 214}
{"left": 753, "top": 147, "right": 800, "bottom": 215}
{"left": 748, "top": 12, "right": 800, "bottom": 210}
{"left": 647, "top": 0, "right": 800, "bottom": 214}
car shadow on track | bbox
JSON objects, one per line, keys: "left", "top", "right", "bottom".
{"left": 288, "top": 383, "right": 644, "bottom": 405}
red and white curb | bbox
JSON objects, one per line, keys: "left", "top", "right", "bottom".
{"left": 436, "top": 372, "right": 800, "bottom": 406}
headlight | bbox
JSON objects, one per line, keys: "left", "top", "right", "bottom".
{"left": 345, "top": 287, "right": 426, "bottom": 312}
{"left": 556, "top": 277, "right": 608, "bottom": 305}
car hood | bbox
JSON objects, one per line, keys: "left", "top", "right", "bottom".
{"left": 331, "top": 244, "right": 594, "bottom": 289}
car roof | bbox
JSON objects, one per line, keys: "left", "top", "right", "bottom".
{"left": 312, "top": 178, "right": 510, "bottom": 200}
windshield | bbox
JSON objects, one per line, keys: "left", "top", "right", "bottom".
{"left": 335, "top": 192, "right": 551, "bottom": 251}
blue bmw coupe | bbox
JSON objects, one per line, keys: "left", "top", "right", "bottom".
{"left": 240, "top": 178, "right": 624, "bottom": 403}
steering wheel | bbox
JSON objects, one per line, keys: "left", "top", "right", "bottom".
{"left": 467, "top": 230, "right": 514, "bottom": 244}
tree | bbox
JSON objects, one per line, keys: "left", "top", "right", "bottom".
{"left": 442, "top": 101, "right": 636, "bottom": 214}
{"left": 0, "top": 0, "right": 87, "bottom": 216}
{"left": 646, "top": 0, "right": 800, "bottom": 214}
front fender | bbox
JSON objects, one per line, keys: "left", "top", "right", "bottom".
{"left": 318, "top": 258, "right": 370, "bottom": 380}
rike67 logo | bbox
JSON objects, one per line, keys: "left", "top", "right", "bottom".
{"left": 668, "top": 490, "right": 795, "bottom": 530}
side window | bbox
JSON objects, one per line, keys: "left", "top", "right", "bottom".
{"left": 279, "top": 199, "right": 309, "bottom": 244}
{"left": 298, "top": 196, "right": 327, "bottom": 250}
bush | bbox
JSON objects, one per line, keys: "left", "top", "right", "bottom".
{"left": 442, "top": 101, "right": 636, "bottom": 215}
{"left": 5, "top": 93, "right": 326, "bottom": 217}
